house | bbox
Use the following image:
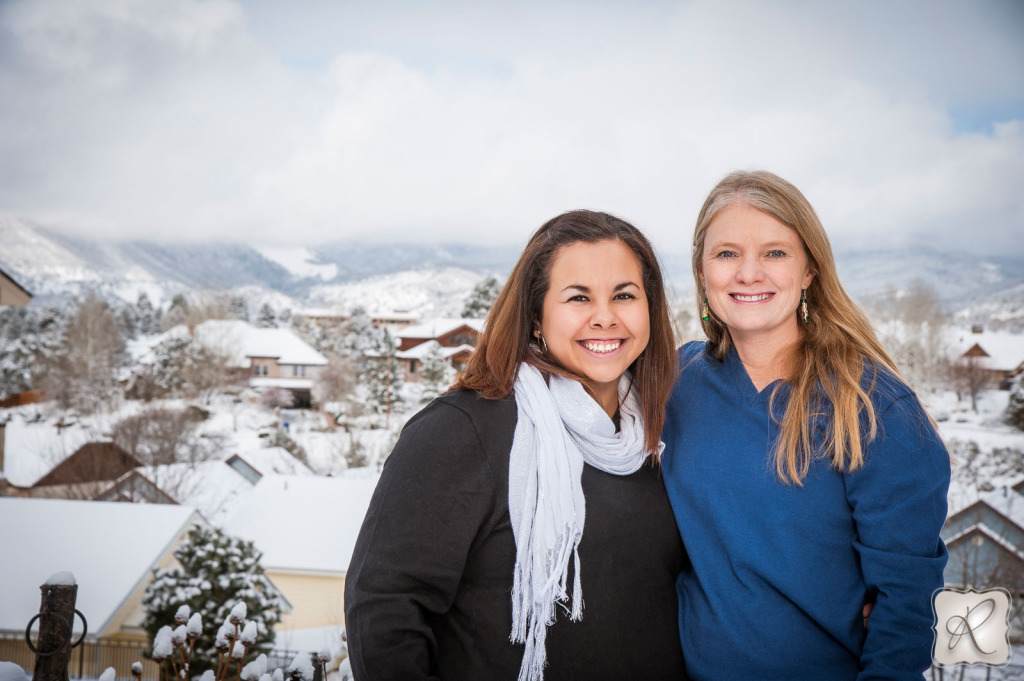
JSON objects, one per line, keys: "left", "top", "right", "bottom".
{"left": 298, "top": 309, "right": 419, "bottom": 335}
{"left": 181, "top": 320, "right": 329, "bottom": 407}
{"left": 221, "top": 474, "right": 378, "bottom": 634}
{"left": 394, "top": 318, "right": 484, "bottom": 381}
{"left": 23, "top": 442, "right": 142, "bottom": 500}
{"left": 0, "top": 266, "right": 31, "bottom": 307}
{"left": 942, "top": 482, "right": 1024, "bottom": 641}
{"left": 0, "top": 498, "right": 204, "bottom": 679}
{"left": 948, "top": 327, "right": 1024, "bottom": 389}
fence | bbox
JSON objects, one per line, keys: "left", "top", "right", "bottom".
{"left": 0, "top": 636, "right": 314, "bottom": 681}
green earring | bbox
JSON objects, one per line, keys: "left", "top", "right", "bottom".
{"left": 800, "top": 289, "right": 809, "bottom": 323}
{"left": 701, "top": 298, "right": 710, "bottom": 322}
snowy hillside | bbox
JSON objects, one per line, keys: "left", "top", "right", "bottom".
{"left": 2, "top": 218, "right": 1023, "bottom": 327}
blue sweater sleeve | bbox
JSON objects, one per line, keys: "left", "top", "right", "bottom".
{"left": 845, "top": 387, "right": 950, "bottom": 680}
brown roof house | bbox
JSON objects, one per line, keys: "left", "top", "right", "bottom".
{"left": 395, "top": 318, "right": 484, "bottom": 382}
{"left": 27, "top": 442, "right": 142, "bottom": 499}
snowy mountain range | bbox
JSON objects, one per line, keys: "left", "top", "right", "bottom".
{"left": 2, "top": 217, "right": 1022, "bottom": 326}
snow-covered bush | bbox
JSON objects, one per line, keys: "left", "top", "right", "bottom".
{"left": 142, "top": 526, "right": 285, "bottom": 673}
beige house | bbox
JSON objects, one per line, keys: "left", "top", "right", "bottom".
{"left": 222, "top": 474, "right": 378, "bottom": 634}
{"left": 0, "top": 266, "right": 31, "bottom": 307}
{"left": 0, "top": 498, "right": 203, "bottom": 679}
{"left": 190, "top": 320, "right": 329, "bottom": 407}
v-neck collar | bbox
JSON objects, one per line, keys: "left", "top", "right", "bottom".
{"left": 723, "top": 345, "right": 788, "bottom": 405}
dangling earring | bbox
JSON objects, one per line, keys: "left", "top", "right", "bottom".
{"left": 536, "top": 333, "right": 548, "bottom": 354}
{"left": 701, "top": 298, "right": 710, "bottom": 322}
{"left": 800, "top": 289, "right": 809, "bottom": 323}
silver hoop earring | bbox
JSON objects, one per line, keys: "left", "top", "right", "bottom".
{"left": 537, "top": 334, "right": 548, "bottom": 354}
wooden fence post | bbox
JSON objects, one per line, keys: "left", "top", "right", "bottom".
{"left": 31, "top": 579, "right": 79, "bottom": 681}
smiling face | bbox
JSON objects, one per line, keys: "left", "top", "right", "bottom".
{"left": 700, "top": 202, "right": 816, "bottom": 351}
{"left": 538, "top": 239, "right": 650, "bottom": 415}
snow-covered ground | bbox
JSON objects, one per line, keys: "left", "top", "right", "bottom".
{"left": 925, "top": 388, "right": 1024, "bottom": 515}
{"left": 0, "top": 386, "right": 429, "bottom": 525}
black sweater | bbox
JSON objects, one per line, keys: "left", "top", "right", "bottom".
{"left": 344, "top": 389, "right": 687, "bottom": 680}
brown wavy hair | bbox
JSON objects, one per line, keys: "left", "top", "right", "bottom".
{"left": 692, "top": 170, "right": 916, "bottom": 483}
{"left": 455, "top": 209, "right": 677, "bottom": 458}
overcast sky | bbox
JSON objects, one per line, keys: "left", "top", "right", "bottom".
{"left": 0, "top": 0, "right": 1021, "bottom": 256}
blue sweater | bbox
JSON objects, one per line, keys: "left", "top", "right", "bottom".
{"left": 662, "top": 341, "right": 950, "bottom": 681}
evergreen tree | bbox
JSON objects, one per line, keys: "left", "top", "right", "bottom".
{"left": 163, "top": 293, "right": 190, "bottom": 330}
{"left": 115, "top": 301, "right": 140, "bottom": 340}
{"left": 1007, "top": 374, "right": 1024, "bottom": 432}
{"left": 461, "top": 276, "right": 502, "bottom": 319}
{"left": 0, "top": 304, "right": 74, "bottom": 399}
{"left": 256, "top": 303, "right": 278, "bottom": 329}
{"left": 344, "top": 306, "right": 377, "bottom": 354}
{"left": 142, "top": 525, "right": 284, "bottom": 673}
{"left": 363, "top": 329, "right": 403, "bottom": 417}
{"left": 228, "top": 295, "right": 250, "bottom": 322}
{"left": 150, "top": 335, "right": 194, "bottom": 396}
{"left": 418, "top": 341, "right": 454, "bottom": 403}
{"left": 136, "top": 292, "right": 161, "bottom": 335}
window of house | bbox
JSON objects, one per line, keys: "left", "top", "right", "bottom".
{"left": 410, "top": 359, "right": 417, "bottom": 374}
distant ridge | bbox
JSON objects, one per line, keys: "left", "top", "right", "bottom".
{"left": 1, "top": 217, "right": 1021, "bottom": 327}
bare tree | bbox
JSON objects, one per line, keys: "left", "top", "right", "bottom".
{"left": 313, "top": 353, "right": 359, "bottom": 410}
{"left": 869, "top": 280, "right": 949, "bottom": 393}
{"left": 36, "top": 291, "right": 125, "bottom": 414}
{"left": 110, "top": 406, "right": 222, "bottom": 502}
{"left": 951, "top": 355, "right": 991, "bottom": 413}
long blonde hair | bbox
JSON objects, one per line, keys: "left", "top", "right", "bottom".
{"left": 692, "top": 170, "right": 906, "bottom": 484}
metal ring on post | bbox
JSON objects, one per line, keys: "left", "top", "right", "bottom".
{"left": 71, "top": 609, "right": 88, "bottom": 648}
{"left": 24, "top": 611, "right": 72, "bottom": 657}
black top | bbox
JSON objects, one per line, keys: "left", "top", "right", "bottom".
{"left": 344, "top": 389, "right": 687, "bottom": 681}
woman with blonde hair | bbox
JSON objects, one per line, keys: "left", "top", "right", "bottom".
{"left": 346, "top": 210, "right": 686, "bottom": 680}
{"left": 662, "top": 170, "right": 950, "bottom": 679}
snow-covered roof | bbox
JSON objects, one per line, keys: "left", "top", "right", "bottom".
{"left": 1, "top": 410, "right": 93, "bottom": 487}
{"left": 397, "top": 318, "right": 484, "bottom": 340}
{"left": 946, "top": 328, "right": 1024, "bottom": 372}
{"left": 125, "top": 447, "right": 314, "bottom": 526}
{"left": 196, "top": 320, "right": 328, "bottom": 367}
{"left": 396, "top": 343, "right": 475, "bottom": 361}
{"left": 222, "top": 474, "right": 379, "bottom": 574}
{"left": 0, "top": 498, "right": 201, "bottom": 635}
{"left": 962, "top": 486, "right": 1024, "bottom": 532}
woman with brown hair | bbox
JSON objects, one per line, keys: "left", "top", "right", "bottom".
{"left": 345, "top": 210, "right": 685, "bottom": 681}
{"left": 662, "top": 170, "right": 950, "bottom": 680}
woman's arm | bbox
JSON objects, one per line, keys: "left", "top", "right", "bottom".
{"left": 344, "top": 400, "right": 499, "bottom": 681}
{"left": 846, "top": 390, "right": 950, "bottom": 680}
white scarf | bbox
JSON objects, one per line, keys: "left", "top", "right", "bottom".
{"left": 508, "top": 363, "right": 658, "bottom": 681}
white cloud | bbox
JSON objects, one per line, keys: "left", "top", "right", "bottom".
{"left": 0, "top": 0, "right": 1020, "bottom": 255}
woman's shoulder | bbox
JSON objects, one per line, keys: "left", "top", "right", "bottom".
{"left": 679, "top": 339, "right": 708, "bottom": 363}
{"left": 429, "top": 388, "right": 518, "bottom": 423}
{"left": 677, "top": 339, "right": 715, "bottom": 377}
{"left": 861, "top": 361, "right": 916, "bottom": 409}
{"left": 404, "top": 388, "right": 518, "bottom": 455}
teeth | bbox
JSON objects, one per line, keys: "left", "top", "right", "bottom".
{"left": 582, "top": 340, "right": 622, "bottom": 354}
{"left": 732, "top": 293, "right": 773, "bottom": 302}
